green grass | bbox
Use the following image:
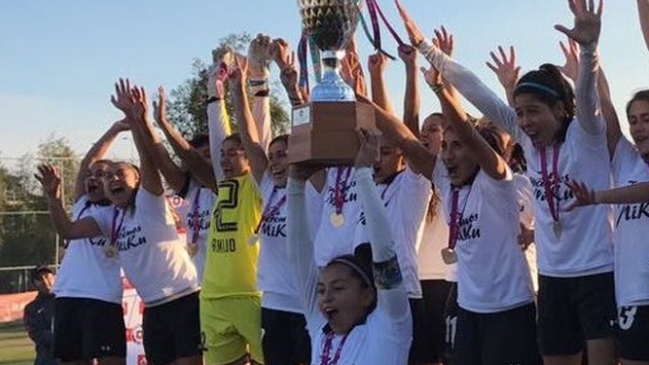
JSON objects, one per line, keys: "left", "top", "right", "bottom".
{"left": 0, "top": 321, "right": 35, "bottom": 365}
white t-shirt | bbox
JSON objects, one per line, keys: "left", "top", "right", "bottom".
{"left": 353, "top": 168, "right": 431, "bottom": 298}
{"left": 514, "top": 174, "right": 539, "bottom": 292}
{"left": 522, "top": 121, "right": 614, "bottom": 277}
{"left": 417, "top": 195, "right": 456, "bottom": 282}
{"left": 53, "top": 196, "right": 123, "bottom": 304}
{"left": 175, "top": 179, "right": 216, "bottom": 284}
{"left": 92, "top": 189, "right": 199, "bottom": 306}
{"left": 611, "top": 138, "right": 649, "bottom": 307}
{"left": 313, "top": 167, "right": 364, "bottom": 266}
{"left": 433, "top": 159, "right": 535, "bottom": 313}
{"left": 257, "top": 174, "right": 301, "bottom": 313}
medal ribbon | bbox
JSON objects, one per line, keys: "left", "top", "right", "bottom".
{"left": 298, "top": 34, "right": 309, "bottom": 91}
{"left": 254, "top": 187, "right": 287, "bottom": 234}
{"left": 447, "top": 189, "right": 460, "bottom": 250}
{"left": 539, "top": 145, "right": 561, "bottom": 223}
{"left": 308, "top": 36, "right": 322, "bottom": 82}
{"left": 319, "top": 331, "right": 349, "bottom": 365}
{"left": 333, "top": 167, "right": 353, "bottom": 215}
{"left": 369, "top": 0, "right": 406, "bottom": 47}
{"left": 110, "top": 208, "right": 126, "bottom": 250}
{"left": 190, "top": 189, "right": 202, "bottom": 244}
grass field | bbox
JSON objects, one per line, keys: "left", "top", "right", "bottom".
{"left": 0, "top": 321, "right": 34, "bottom": 365}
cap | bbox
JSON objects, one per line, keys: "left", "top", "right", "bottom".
{"left": 31, "top": 265, "right": 54, "bottom": 282}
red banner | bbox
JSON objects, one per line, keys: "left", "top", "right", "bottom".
{"left": 0, "top": 291, "right": 37, "bottom": 323}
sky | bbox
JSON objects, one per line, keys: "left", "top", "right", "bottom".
{"left": 1, "top": 0, "right": 647, "bottom": 169}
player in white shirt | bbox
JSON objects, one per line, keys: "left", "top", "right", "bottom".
{"left": 38, "top": 81, "right": 202, "bottom": 365}
{"left": 230, "top": 49, "right": 311, "bottom": 365}
{"left": 566, "top": 90, "right": 649, "bottom": 364}
{"left": 396, "top": 1, "right": 615, "bottom": 364}
{"left": 362, "top": 55, "right": 539, "bottom": 363}
{"left": 287, "top": 129, "right": 412, "bottom": 365}
{"left": 37, "top": 121, "right": 128, "bottom": 365}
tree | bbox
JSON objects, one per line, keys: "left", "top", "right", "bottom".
{"left": 166, "top": 32, "right": 291, "bottom": 140}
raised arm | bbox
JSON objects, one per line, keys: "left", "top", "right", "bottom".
{"left": 398, "top": 45, "right": 420, "bottom": 137}
{"left": 207, "top": 51, "right": 234, "bottom": 182}
{"left": 638, "top": 0, "right": 649, "bottom": 53}
{"left": 395, "top": 2, "right": 523, "bottom": 141}
{"left": 274, "top": 38, "right": 305, "bottom": 107}
{"left": 358, "top": 94, "right": 436, "bottom": 179}
{"left": 486, "top": 46, "right": 520, "bottom": 108}
{"left": 152, "top": 87, "right": 216, "bottom": 192}
{"left": 354, "top": 129, "right": 408, "bottom": 318}
{"left": 367, "top": 52, "right": 395, "bottom": 114}
{"left": 74, "top": 120, "right": 129, "bottom": 201}
{"left": 287, "top": 165, "right": 321, "bottom": 316}
{"left": 230, "top": 57, "right": 269, "bottom": 185}
{"left": 248, "top": 34, "right": 274, "bottom": 151}
{"left": 438, "top": 80, "right": 508, "bottom": 181}
{"left": 555, "top": 0, "right": 605, "bottom": 135}
{"left": 36, "top": 164, "right": 102, "bottom": 240}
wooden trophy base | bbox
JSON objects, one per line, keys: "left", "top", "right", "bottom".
{"left": 288, "top": 101, "right": 376, "bottom": 165}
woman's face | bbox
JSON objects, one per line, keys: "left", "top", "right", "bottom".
{"left": 85, "top": 161, "right": 110, "bottom": 202}
{"left": 373, "top": 137, "right": 405, "bottom": 184}
{"left": 420, "top": 115, "right": 445, "bottom": 154}
{"left": 103, "top": 162, "right": 139, "bottom": 207}
{"left": 317, "top": 263, "right": 375, "bottom": 335}
{"left": 514, "top": 93, "right": 564, "bottom": 148}
{"left": 268, "top": 140, "right": 288, "bottom": 187}
{"left": 220, "top": 139, "right": 250, "bottom": 179}
{"left": 628, "top": 99, "right": 649, "bottom": 159}
{"left": 441, "top": 129, "right": 479, "bottom": 186}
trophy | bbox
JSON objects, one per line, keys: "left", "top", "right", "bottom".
{"left": 290, "top": 0, "right": 376, "bottom": 165}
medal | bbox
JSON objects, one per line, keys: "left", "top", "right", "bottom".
{"left": 330, "top": 212, "right": 345, "bottom": 228}
{"left": 552, "top": 221, "right": 563, "bottom": 239}
{"left": 104, "top": 244, "right": 118, "bottom": 258}
{"left": 187, "top": 242, "right": 199, "bottom": 257}
{"left": 441, "top": 247, "right": 458, "bottom": 265}
{"left": 249, "top": 234, "right": 259, "bottom": 245}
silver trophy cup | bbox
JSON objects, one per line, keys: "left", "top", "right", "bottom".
{"left": 298, "top": 0, "right": 360, "bottom": 101}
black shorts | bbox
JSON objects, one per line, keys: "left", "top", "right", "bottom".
{"left": 616, "top": 305, "right": 649, "bottom": 361}
{"left": 409, "top": 280, "right": 453, "bottom": 364}
{"left": 443, "top": 282, "right": 459, "bottom": 364}
{"left": 261, "top": 307, "right": 311, "bottom": 365}
{"left": 537, "top": 272, "right": 616, "bottom": 356}
{"left": 53, "top": 297, "right": 126, "bottom": 362}
{"left": 453, "top": 303, "right": 542, "bottom": 365}
{"left": 142, "top": 292, "right": 202, "bottom": 365}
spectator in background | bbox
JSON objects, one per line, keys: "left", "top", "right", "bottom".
{"left": 24, "top": 266, "right": 57, "bottom": 365}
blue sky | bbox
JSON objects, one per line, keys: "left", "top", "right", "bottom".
{"left": 1, "top": 0, "right": 646, "bottom": 167}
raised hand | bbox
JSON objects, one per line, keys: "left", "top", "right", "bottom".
{"left": 433, "top": 26, "right": 454, "bottom": 56}
{"left": 152, "top": 86, "right": 168, "bottom": 126}
{"left": 420, "top": 65, "right": 442, "bottom": 89}
{"left": 354, "top": 128, "right": 380, "bottom": 168}
{"left": 113, "top": 118, "right": 130, "bottom": 132}
{"left": 279, "top": 52, "right": 299, "bottom": 90}
{"left": 368, "top": 51, "right": 389, "bottom": 77}
{"left": 212, "top": 45, "right": 235, "bottom": 67}
{"left": 395, "top": 0, "right": 425, "bottom": 46}
{"left": 272, "top": 38, "right": 292, "bottom": 71}
{"left": 564, "top": 179, "right": 597, "bottom": 211}
{"left": 398, "top": 44, "right": 418, "bottom": 68}
{"left": 129, "top": 86, "right": 149, "bottom": 122}
{"left": 486, "top": 46, "right": 521, "bottom": 92}
{"left": 35, "top": 163, "right": 61, "bottom": 199}
{"left": 110, "top": 78, "right": 137, "bottom": 118}
{"left": 558, "top": 38, "right": 580, "bottom": 81}
{"left": 554, "top": 0, "right": 603, "bottom": 45}
{"left": 230, "top": 56, "right": 249, "bottom": 94}
{"left": 247, "top": 34, "right": 275, "bottom": 78}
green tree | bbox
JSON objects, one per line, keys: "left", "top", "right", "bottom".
{"left": 166, "top": 32, "right": 290, "bottom": 140}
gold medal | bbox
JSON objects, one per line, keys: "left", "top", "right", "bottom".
{"left": 441, "top": 247, "right": 458, "bottom": 265}
{"left": 249, "top": 234, "right": 259, "bottom": 245}
{"left": 330, "top": 212, "right": 345, "bottom": 228}
{"left": 104, "top": 244, "right": 118, "bottom": 258}
{"left": 187, "top": 242, "right": 199, "bottom": 257}
{"left": 552, "top": 221, "right": 563, "bottom": 239}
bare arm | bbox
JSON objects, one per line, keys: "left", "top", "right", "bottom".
{"left": 367, "top": 52, "right": 395, "bottom": 114}
{"left": 567, "top": 180, "right": 649, "bottom": 209}
{"left": 152, "top": 87, "right": 216, "bottom": 192}
{"left": 36, "top": 164, "right": 102, "bottom": 239}
{"left": 230, "top": 58, "right": 269, "bottom": 185}
{"left": 399, "top": 45, "right": 420, "bottom": 137}
{"left": 74, "top": 120, "right": 129, "bottom": 201}
{"left": 597, "top": 67, "right": 622, "bottom": 158}
{"left": 638, "top": 0, "right": 649, "bottom": 53}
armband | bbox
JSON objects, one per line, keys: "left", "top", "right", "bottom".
{"left": 373, "top": 255, "right": 402, "bottom": 290}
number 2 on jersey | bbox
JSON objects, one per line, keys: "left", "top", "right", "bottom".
{"left": 214, "top": 180, "right": 239, "bottom": 232}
